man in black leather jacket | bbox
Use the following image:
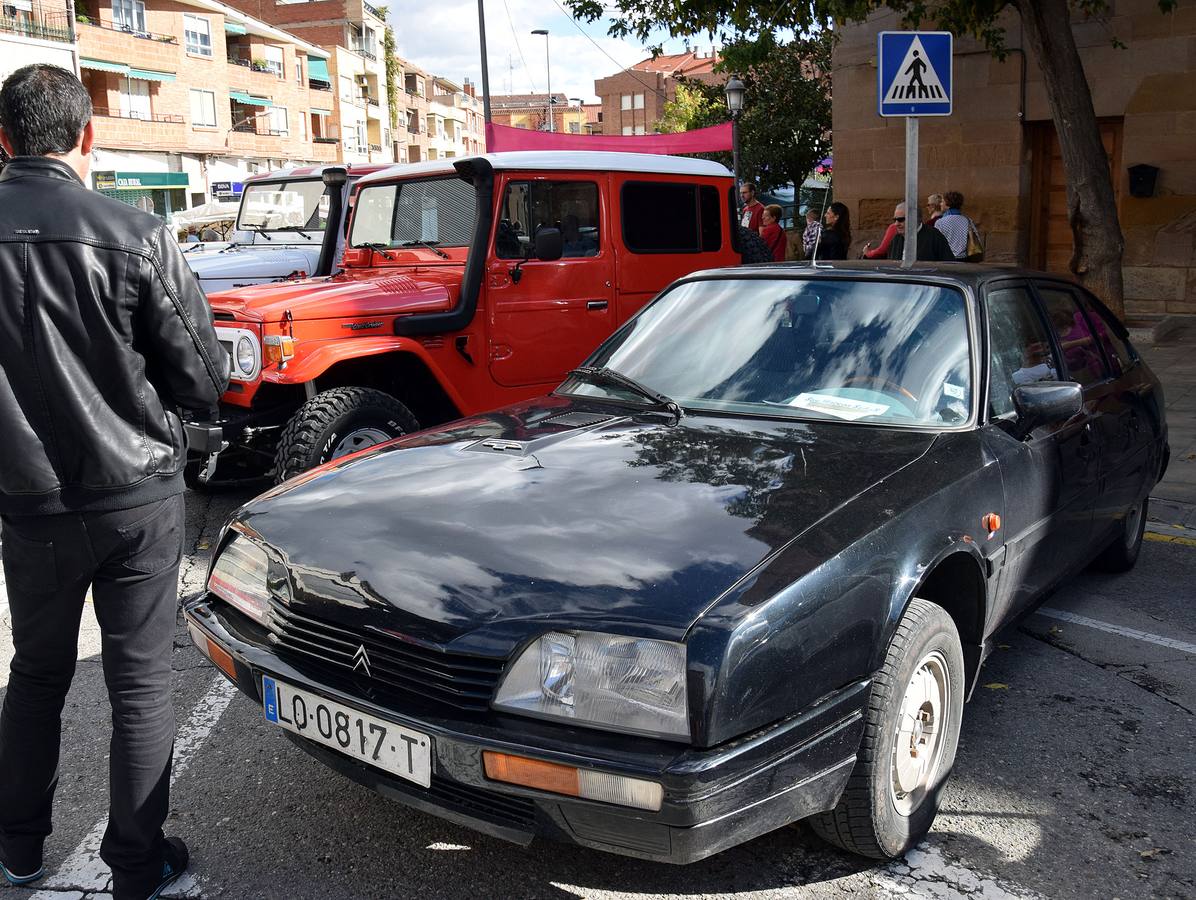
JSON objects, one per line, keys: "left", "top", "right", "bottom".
{"left": 0, "top": 65, "right": 229, "bottom": 899}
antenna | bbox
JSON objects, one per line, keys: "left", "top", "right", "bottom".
{"left": 810, "top": 186, "right": 833, "bottom": 269}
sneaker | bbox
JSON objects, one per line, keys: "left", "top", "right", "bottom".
{"left": 0, "top": 857, "right": 45, "bottom": 886}
{"left": 145, "top": 836, "right": 189, "bottom": 900}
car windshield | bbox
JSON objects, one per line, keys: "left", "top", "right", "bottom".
{"left": 237, "top": 179, "right": 330, "bottom": 232}
{"left": 560, "top": 277, "right": 974, "bottom": 427}
{"left": 349, "top": 176, "right": 476, "bottom": 249}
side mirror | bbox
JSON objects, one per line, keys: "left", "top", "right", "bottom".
{"left": 534, "top": 227, "right": 563, "bottom": 262}
{"left": 1011, "top": 381, "right": 1083, "bottom": 439}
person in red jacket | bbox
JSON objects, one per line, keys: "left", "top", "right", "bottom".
{"left": 759, "top": 204, "right": 786, "bottom": 261}
{"left": 739, "top": 181, "right": 764, "bottom": 231}
{"left": 861, "top": 221, "right": 899, "bottom": 259}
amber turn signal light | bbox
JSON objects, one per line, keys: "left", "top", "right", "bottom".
{"left": 263, "top": 334, "right": 295, "bottom": 367}
{"left": 482, "top": 751, "right": 663, "bottom": 811}
{"left": 188, "top": 623, "right": 238, "bottom": 682}
{"left": 982, "top": 513, "right": 1002, "bottom": 534}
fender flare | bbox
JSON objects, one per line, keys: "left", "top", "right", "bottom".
{"left": 262, "top": 336, "right": 469, "bottom": 413}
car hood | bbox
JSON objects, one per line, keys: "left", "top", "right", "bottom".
{"left": 206, "top": 267, "right": 458, "bottom": 323}
{"left": 234, "top": 399, "right": 937, "bottom": 645}
{"left": 187, "top": 244, "right": 320, "bottom": 283}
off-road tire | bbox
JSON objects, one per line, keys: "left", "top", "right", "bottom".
{"left": 809, "top": 598, "right": 965, "bottom": 859}
{"left": 1091, "top": 497, "right": 1148, "bottom": 573}
{"left": 738, "top": 225, "right": 775, "bottom": 264}
{"left": 272, "top": 387, "right": 419, "bottom": 484}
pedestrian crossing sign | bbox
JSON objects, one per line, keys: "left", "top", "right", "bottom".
{"left": 878, "top": 31, "right": 953, "bottom": 117}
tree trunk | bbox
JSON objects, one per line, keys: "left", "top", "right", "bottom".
{"left": 1016, "top": 0, "right": 1126, "bottom": 319}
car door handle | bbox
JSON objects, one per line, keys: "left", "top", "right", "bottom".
{"left": 586, "top": 300, "right": 608, "bottom": 311}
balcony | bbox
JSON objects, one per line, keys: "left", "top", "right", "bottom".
{"left": 351, "top": 44, "right": 376, "bottom": 62}
{"left": 94, "top": 107, "right": 183, "bottom": 124}
{"left": 368, "top": 143, "right": 381, "bottom": 152}
{"left": 313, "top": 136, "right": 339, "bottom": 144}
{"left": 362, "top": 1, "right": 384, "bottom": 21}
{"left": 226, "top": 49, "right": 279, "bottom": 75}
{"left": 0, "top": 7, "right": 72, "bottom": 42}
{"left": 77, "top": 15, "right": 175, "bottom": 43}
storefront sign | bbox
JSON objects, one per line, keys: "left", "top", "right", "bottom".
{"left": 93, "top": 171, "right": 190, "bottom": 191}
{"left": 212, "top": 181, "right": 245, "bottom": 198}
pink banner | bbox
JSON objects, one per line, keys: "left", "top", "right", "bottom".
{"left": 485, "top": 122, "right": 732, "bottom": 155}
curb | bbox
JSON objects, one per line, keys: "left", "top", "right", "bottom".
{"left": 1127, "top": 314, "right": 1195, "bottom": 346}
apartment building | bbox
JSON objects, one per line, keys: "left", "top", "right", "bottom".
{"left": 490, "top": 92, "right": 588, "bottom": 134}
{"left": 218, "top": 0, "right": 392, "bottom": 164}
{"left": 594, "top": 48, "right": 722, "bottom": 135}
{"left": 73, "top": 0, "right": 337, "bottom": 216}
{"left": 0, "top": 0, "right": 77, "bottom": 92}
{"left": 428, "top": 76, "right": 482, "bottom": 157}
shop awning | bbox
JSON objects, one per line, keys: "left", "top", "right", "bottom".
{"left": 229, "top": 90, "right": 273, "bottom": 107}
{"left": 93, "top": 171, "right": 190, "bottom": 190}
{"left": 128, "top": 68, "right": 175, "bottom": 82}
{"left": 307, "top": 57, "right": 330, "bottom": 84}
{"left": 310, "top": 107, "right": 332, "bottom": 116}
{"left": 223, "top": 21, "right": 247, "bottom": 35}
{"left": 80, "top": 58, "right": 129, "bottom": 75}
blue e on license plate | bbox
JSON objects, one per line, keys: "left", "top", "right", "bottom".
{"left": 262, "top": 675, "right": 431, "bottom": 787}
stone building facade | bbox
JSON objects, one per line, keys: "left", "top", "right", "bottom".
{"left": 833, "top": 3, "right": 1196, "bottom": 317}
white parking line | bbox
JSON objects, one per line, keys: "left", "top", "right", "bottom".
{"left": 36, "top": 675, "right": 239, "bottom": 895}
{"left": 1036, "top": 607, "right": 1196, "bottom": 656}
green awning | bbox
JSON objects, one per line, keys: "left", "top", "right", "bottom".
{"left": 80, "top": 58, "right": 128, "bottom": 75}
{"left": 229, "top": 90, "right": 273, "bottom": 107}
{"left": 223, "top": 21, "right": 247, "bottom": 35}
{"left": 94, "top": 171, "right": 189, "bottom": 190}
{"left": 307, "top": 58, "right": 330, "bottom": 83}
{"left": 128, "top": 68, "right": 175, "bottom": 82}
{"left": 310, "top": 107, "right": 332, "bottom": 116}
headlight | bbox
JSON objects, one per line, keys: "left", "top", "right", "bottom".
{"left": 494, "top": 631, "right": 689, "bottom": 741}
{"left": 236, "top": 335, "right": 256, "bottom": 376}
{"left": 207, "top": 534, "right": 271, "bottom": 624}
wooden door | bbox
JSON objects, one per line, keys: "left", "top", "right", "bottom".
{"left": 1028, "top": 119, "right": 1122, "bottom": 274}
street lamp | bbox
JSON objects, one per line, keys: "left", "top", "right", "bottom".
{"left": 724, "top": 75, "right": 746, "bottom": 189}
{"left": 531, "top": 28, "right": 552, "bottom": 132}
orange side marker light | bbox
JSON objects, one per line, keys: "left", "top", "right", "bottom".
{"left": 983, "top": 513, "right": 1002, "bottom": 535}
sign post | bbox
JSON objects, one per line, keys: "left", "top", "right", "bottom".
{"left": 878, "top": 31, "right": 953, "bottom": 268}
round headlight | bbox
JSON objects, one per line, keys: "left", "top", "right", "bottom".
{"left": 236, "top": 335, "right": 255, "bottom": 375}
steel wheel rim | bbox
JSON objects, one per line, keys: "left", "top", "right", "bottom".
{"left": 890, "top": 649, "right": 951, "bottom": 816}
{"left": 329, "top": 427, "right": 392, "bottom": 460}
{"left": 1125, "top": 503, "right": 1143, "bottom": 550}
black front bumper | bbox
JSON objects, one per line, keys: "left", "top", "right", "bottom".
{"left": 183, "top": 595, "right": 866, "bottom": 864}
{"left": 182, "top": 402, "right": 292, "bottom": 456}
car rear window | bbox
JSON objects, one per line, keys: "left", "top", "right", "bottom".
{"left": 1036, "top": 286, "right": 1108, "bottom": 387}
{"left": 622, "top": 182, "right": 722, "bottom": 253}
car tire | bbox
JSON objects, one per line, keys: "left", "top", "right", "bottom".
{"left": 738, "top": 226, "right": 775, "bottom": 264}
{"left": 273, "top": 387, "right": 419, "bottom": 484}
{"left": 1091, "top": 497, "right": 1148, "bottom": 573}
{"left": 809, "top": 597, "right": 965, "bottom": 860}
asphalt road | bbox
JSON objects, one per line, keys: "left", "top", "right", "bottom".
{"left": 2, "top": 486, "right": 1194, "bottom": 900}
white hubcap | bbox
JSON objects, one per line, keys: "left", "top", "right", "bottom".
{"left": 891, "top": 650, "right": 950, "bottom": 816}
{"left": 330, "top": 427, "right": 392, "bottom": 460}
{"left": 1125, "top": 503, "right": 1143, "bottom": 550}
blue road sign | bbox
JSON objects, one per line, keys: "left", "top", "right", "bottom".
{"left": 878, "top": 31, "right": 953, "bottom": 117}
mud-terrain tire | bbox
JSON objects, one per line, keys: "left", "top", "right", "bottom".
{"left": 1090, "top": 497, "right": 1147, "bottom": 573}
{"left": 809, "top": 598, "right": 964, "bottom": 859}
{"left": 738, "top": 225, "right": 775, "bottom": 264}
{"left": 272, "top": 387, "right": 419, "bottom": 484}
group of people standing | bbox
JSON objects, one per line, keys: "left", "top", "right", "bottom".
{"left": 739, "top": 181, "right": 983, "bottom": 264}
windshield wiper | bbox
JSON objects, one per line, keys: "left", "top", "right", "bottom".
{"left": 358, "top": 242, "right": 395, "bottom": 260}
{"left": 400, "top": 239, "right": 449, "bottom": 259}
{"left": 244, "top": 224, "right": 273, "bottom": 241}
{"left": 569, "top": 366, "right": 682, "bottom": 420}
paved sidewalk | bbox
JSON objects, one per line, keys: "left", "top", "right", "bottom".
{"left": 1140, "top": 323, "right": 1196, "bottom": 531}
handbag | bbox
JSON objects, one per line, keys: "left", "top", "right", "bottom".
{"left": 965, "top": 219, "right": 985, "bottom": 262}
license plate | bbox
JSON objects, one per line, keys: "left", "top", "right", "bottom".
{"left": 262, "top": 676, "right": 431, "bottom": 787}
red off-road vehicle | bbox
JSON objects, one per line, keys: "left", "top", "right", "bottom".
{"left": 185, "top": 151, "right": 772, "bottom": 486}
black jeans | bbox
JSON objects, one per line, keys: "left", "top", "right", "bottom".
{"left": 0, "top": 494, "right": 184, "bottom": 899}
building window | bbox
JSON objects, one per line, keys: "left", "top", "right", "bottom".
{"left": 620, "top": 93, "right": 631, "bottom": 110}
{"left": 267, "top": 107, "right": 289, "bottom": 136}
{"left": 119, "top": 78, "right": 150, "bottom": 120}
{"left": 356, "top": 121, "right": 367, "bottom": 149}
{"left": 568, "top": 120, "right": 580, "bottom": 134}
{"left": 339, "top": 76, "right": 354, "bottom": 102}
{"left": 112, "top": 0, "right": 145, "bottom": 33}
{"left": 295, "top": 57, "right": 303, "bottom": 85}
{"left": 263, "top": 46, "right": 284, "bottom": 79}
{"left": 622, "top": 125, "right": 632, "bottom": 136}
{"left": 189, "top": 89, "right": 216, "bottom": 127}
{"left": 634, "top": 124, "right": 646, "bottom": 135}
{"left": 183, "top": 14, "right": 211, "bottom": 57}
{"left": 633, "top": 92, "right": 644, "bottom": 110}
{"left": 298, "top": 111, "right": 307, "bottom": 140}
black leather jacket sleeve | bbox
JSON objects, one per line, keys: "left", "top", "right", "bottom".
{"left": 142, "top": 223, "right": 231, "bottom": 411}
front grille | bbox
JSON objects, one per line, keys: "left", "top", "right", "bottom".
{"left": 213, "top": 311, "right": 237, "bottom": 321}
{"left": 267, "top": 601, "right": 506, "bottom": 713}
{"left": 427, "top": 776, "right": 537, "bottom": 830}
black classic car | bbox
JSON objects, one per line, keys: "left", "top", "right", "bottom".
{"left": 185, "top": 263, "right": 1168, "bottom": 863}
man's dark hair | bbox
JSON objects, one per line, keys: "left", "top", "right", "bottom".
{"left": 944, "top": 190, "right": 964, "bottom": 210}
{"left": 0, "top": 64, "right": 92, "bottom": 157}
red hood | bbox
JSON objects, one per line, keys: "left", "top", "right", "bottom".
{"left": 206, "top": 266, "right": 462, "bottom": 323}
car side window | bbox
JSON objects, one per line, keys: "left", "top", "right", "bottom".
{"left": 1037, "top": 286, "right": 1108, "bottom": 388}
{"left": 1078, "top": 292, "right": 1135, "bottom": 377}
{"left": 621, "top": 182, "right": 721, "bottom": 253}
{"left": 986, "top": 286, "right": 1061, "bottom": 419}
{"left": 496, "top": 180, "right": 600, "bottom": 260}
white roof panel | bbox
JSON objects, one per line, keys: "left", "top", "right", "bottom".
{"left": 355, "top": 151, "right": 732, "bottom": 187}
